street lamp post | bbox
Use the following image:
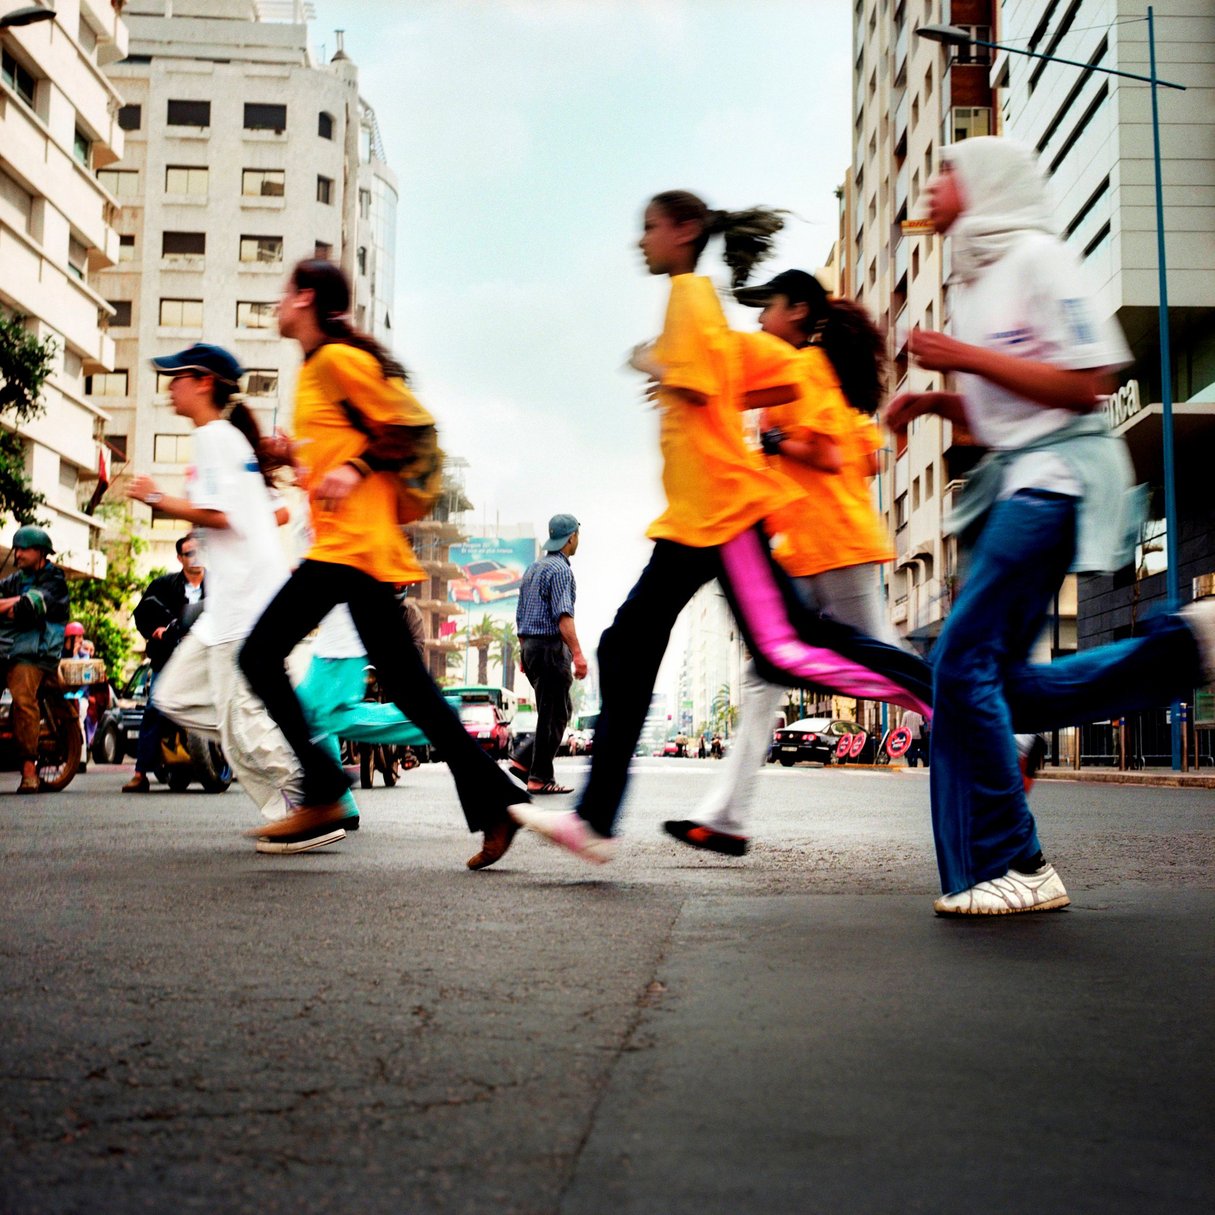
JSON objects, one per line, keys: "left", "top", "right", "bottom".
{"left": 916, "top": 11, "right": 1188, "bottom": 766}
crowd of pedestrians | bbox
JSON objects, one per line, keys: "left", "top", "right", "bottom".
{"left": 21, "top": 135, "right": 1212, "bottom": 917}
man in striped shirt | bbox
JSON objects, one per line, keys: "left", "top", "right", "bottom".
{"left": 511, "top": 514, "right": 587, "bottom": 795}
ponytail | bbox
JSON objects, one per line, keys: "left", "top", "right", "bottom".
{"left": 650, "top": 191, "right": 786, "bottom": 289}
{"left": 816, "top": 299, "right": 887, "bottom": 417}
{"left": 221, "top": 398, "right": 289, "bottom": 489}
{"left": 289, "top": 259, "right": 409, "bottom": 382}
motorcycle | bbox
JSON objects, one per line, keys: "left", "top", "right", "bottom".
{"left": 0, "top": 678, "right": 84, "bottom": 792}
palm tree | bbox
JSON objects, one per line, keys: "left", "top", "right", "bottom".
{"left": 488, "top": 618, "right": 519, "bottom": 691}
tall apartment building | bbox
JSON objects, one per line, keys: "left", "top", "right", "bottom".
{"left": 1, "top": 0, "right": 128, "bottom": 577}
{"left": 997, "top": 0, "right": 1214, "bottom": 760}
{"left": 94, "top": 0, "right": 398, "bottom": 567}
{"left": 851, "top": 0, "right": 999, "bottom": 658}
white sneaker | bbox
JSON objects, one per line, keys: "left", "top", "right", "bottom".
{"left": 933, "top": 863, "right": 1070, "bottom": 916}
{"left": 509, "top": 805, "right": 617, "bottom": 865}
{"left": 1181, "top": 597, "right": 1215, "bottom": 686}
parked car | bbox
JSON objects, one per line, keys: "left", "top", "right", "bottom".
{"left": 91, "top": 662, "right": 153, "bottom": 765}
{"left": 772, "top": 718, "right": 865, "bottom": 766}
{"left": 511, "top": 709, "right": 538, "bottom": 759}
{"left": 458, "top": 701, "right": 513, "bottom": 758}
{"left": 450, "top": 560, "right": 523, "bottom": 604}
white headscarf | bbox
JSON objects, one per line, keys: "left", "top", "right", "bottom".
{"left": 944, "top": 137, "right": 1057, "bottom": 283}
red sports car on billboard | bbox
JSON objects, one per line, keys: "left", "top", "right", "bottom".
{"left": 450, "top": 559, "right": 523, "bottom": 604}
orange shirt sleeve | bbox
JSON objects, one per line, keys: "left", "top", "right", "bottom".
{"left": 653, "top": 276, "right": 720, "bottom": 399}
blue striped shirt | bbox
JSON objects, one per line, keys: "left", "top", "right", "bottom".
{"left": 516, "top": 553, "right": 576, "bottom": 636}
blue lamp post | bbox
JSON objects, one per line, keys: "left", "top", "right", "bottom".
{"left": 917, "top": 10, "right": 1188, "bottom": 766}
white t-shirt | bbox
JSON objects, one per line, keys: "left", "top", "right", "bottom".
{"left": 313, "top": 605, "right": 366, "bottom": 660}
{"left": 185, "top": 419, "right": 289, "bottom": 646}
{"left": 952, "top": 230, "right": 1132, "bottom": 496}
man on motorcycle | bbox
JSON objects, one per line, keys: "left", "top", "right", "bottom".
{"left": 123, "top": 534, "right": 205, "bottom": 792}
{"left": 0, "top": 526, "right": 70, "bottom": 793}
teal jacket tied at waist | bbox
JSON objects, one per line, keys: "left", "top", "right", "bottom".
{"left": 946, "top": 411, "right": 1147, "bottom": 575}
{"left": 0, "top": 561, "right": 70, "bottom": 671}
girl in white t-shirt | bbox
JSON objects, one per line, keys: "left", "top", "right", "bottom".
{"left": 885, "top": 137, "right": 1213, "bottom": 916}
{"left": 126, "top": 344, "right": 339, "bottom": 855}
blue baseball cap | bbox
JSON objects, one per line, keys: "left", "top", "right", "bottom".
{"left": 542, "top": 513, "right": 580, "bottom": 552}
{"left": 150, "top": 343, "right": 244, "bottom": 387}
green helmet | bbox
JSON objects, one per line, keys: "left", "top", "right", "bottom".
{"left": 12, "top": 525, "right": 53, "bottom": 553}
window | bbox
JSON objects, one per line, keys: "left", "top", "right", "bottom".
{"left": 107, "top": 300, "right": 132, "bottom": 327}
{"left": 236, "top": 301, "right": 275, "bottom": 329}
{"left": 155, "top": 373, "right": 176, "bottom": 394}
{"left": 924, "top": 66, "right": 933, "bottom": 99}
{"left": 357, "top": 246, "right": 367, "bottom": 276}
{"left": 911, "top": 245, "right": 920, "bottom": 280}
{"left": 67, "top": 236, "right": 87, "bottom": 281}
{"left": 98, "top": 168, "right": 140, "bottom": 198}
{"left": 894, "top": 492, "right": 908, "bottom": 530}
{"left": 118, "top": 104, "right": 142, "bottom": 131}
{"left": 150, "top": 507, "right": 182, "bottom": 533}
{"left": 73, "top": 127, "right": 92, "bottom": 167}
{"left": 246, "top": 370, "right": 279, "bottom": 396}
{"left": 316, "top": 175, "right": 333, "bottom": 205}
{"left": 950, "top": 107, "right": 991, "bottom": 144}
{"left": 119, "top": 234, "right": 136, "bottom": 261}
{"left": 85, "top": 371, "right": 129, "bottom": 397}
{"left": 154, "top": 433, "right": 192, "bottom": 464}
{"left": 162, "top": 231, "right": 206, "bottom": 256}
{"left": 912, "top": 476, "right": 920, "bottom": 511}
{"left": 242, "top": 168, "right": 284, "bottom": 198}
{"left": 244, "top": 102, "right": 287, "bottom": 132}
{"left": 2, "top": 49, "right": 37, "bottom": 109}
{"left": 159, "top": 298, "right": 203, "bottom": 327}
{"left": 358, "top": 188, "right": 371, "bottom": 219}
{"left": 239, "top": 235, "right": 283, "bottom": 264}
{"left": 104, "top": 434, "right": 128, "bottom": 461}
{"left": 59, "top": 461, "right": 78, "bottom": 492}
{"left": 167, "top": 98, "right": 211, "bottom": 127}
{"left": 165, "top": 165, "right": 208, "bottom": 195}
{"left": 314, "top": 240, "right": 332, "bottom": 260}
{"left": 925, "top": 463, "right": 934, "bottom": 500}
{"left": 0, "top": 168, "right": 33, "bottom": 234}
{"left": 318, "top": 111, "right": 334, "bottom": 139}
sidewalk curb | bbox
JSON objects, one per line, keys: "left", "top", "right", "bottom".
{"left": 1036, "top": 769, "right": 1215, "bottom": 789}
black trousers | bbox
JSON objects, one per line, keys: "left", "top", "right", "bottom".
{"left": 512, "top": 635, "right": 572, "bottom": 783}
{"left": 240, "top": 560, "right": 526, "bottom": 831}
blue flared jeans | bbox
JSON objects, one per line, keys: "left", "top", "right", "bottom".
{"left": 931, "top": 490, "right": 1200, "bottom": 894}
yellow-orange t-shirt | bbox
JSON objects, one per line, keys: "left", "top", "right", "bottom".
{"left": 763, "top": 345, "right": 894, "bottom": 577}
{"left": 646, "top": 275, "right": 801, "bottom": 548}
{"left": 293, "top": 342, "right": 427, "bottom": 585}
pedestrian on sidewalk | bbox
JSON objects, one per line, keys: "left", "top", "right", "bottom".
{"left": 239, "top": 259, "right": 528, "bottom": 868}
{"left": 123, "top": 533, "right": 206, "bottom": 793}
{"left": 663, "top": 268, "right": 922, "bottom": 857}
{"left": 884, "top": 136, "right": 1215, "bottom": 915}
{"left": 512, "top": 191, "right": 933, "bottom": 865}
{"left": 509, "top": 514, "right": 587, "bottom": 795}
{"left": 125, "top": 344, "right": 322, "bottom": 850}
{"left": 900, "top": 707, "right": 928, "bottom": 769}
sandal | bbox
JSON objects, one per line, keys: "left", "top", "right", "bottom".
{"left": 528, "top": 780, "right": 574, "bottom": 795}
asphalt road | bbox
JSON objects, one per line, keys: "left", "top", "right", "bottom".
{"left": 1, "top": 758, "right": 1211, "bottom": 1214}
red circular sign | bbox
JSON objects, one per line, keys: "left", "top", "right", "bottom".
{"left": 835, "top": 734, "right": 852, "bottom": 758}
{"left": 886, "top": 726, "right": 912, "bottom": 758}
{"left": 849, "top": 732, "right": 868, "bottom": 758}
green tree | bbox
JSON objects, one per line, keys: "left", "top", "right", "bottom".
{"left": 63, "top": 506, "right": 152, "bottom": 679}
{"left": 488, "top": 617, "right": 519, "bottom": 691}
{"left": 0, "top": 311, "right": 56, "bottom": 524}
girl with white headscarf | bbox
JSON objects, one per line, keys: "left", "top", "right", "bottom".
{"left": 884, "top": 137, "right": 1214, "bottom": 916}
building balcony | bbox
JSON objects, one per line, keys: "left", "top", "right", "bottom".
{"left": 893, "top": 20, "right": 908, "bottom": 84}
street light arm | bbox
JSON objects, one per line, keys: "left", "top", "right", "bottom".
{"left": 914, "top": 24, "right": 1186, "bottom": 90}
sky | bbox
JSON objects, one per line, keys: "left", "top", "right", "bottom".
{"left": 312, "top": 0, "right": 854, "bottom": 685}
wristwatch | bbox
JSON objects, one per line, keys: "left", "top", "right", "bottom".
{"left": 145, "top": 491, "right": 164, "bottom": 506}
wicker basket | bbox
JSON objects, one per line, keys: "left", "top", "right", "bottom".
{"left": 58, "top": 657, "right": 107, "bottom": 687}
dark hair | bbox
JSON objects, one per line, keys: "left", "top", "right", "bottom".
{"left": 289, "top": 259, "right": 408, "bottom": 381}
{"left": 175, "top": 532, "right": 197, "bottom": 557}
{"left": 192, "top": 374, "right": 284, "bottom": 489}
{"left": 800, "top": 296, "right": 887, "bottom": 417}
{"left": 650, "top": 190, "right": 787, "bottom": 289}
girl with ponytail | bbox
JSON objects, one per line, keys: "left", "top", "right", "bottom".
{"left": 668, "top": 269, "right": 917, "bottom": 855}
{"left": 125, "top": 342, "right": 311, "bottom": 845}
{"left": 512, "top": 192, "right": 933, "bottom": 865}
{"left": 239, "top": 260, "right": 527, "bottom": 867}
